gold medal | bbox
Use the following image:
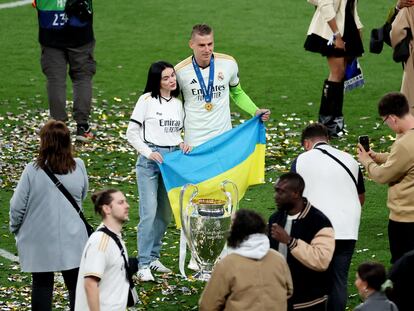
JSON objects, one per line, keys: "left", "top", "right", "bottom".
{"left": 204, "top": 102, "right": 213, "bottom": 111}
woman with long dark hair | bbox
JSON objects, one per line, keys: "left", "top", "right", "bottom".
{"left": 305, "top": 0, "right": 364, "bottom": 137}
{"left": 126, "top": 61, "right": 190, "bottom": 282}
{"left": 9, "top": 120, "right": 89, "bottom": 310}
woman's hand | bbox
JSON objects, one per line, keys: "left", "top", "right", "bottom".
{"left": 334, "top": 35, "right": 346, "bottom": 50}
{"left": 179, "top": 142, "right": 192, "bottom": 154}
{"left": 148, "top": 152, "right": 164, "bottom": 163}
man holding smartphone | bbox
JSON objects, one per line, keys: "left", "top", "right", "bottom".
{"left": 291, "top": 123, "right": 365, "bottom": 311}
{"left": 358, "top": 135, "right": 370, "bottom": 152}
{"left": 358, "top": 92, "right": 414, "bottom": 264}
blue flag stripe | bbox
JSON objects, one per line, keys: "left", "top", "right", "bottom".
{"left": 159, "top": 116, "right": 265, "bottom": 191}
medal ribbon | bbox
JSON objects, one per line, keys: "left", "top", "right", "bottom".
{"left": 192, "top": 55, "right": 214, "bottom": 103}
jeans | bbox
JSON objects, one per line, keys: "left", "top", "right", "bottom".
{"left": 40, "top": 41, "right": 96, "bottom": 124}
{"left": 32, "top": 268, "right": 78, "bottom": 311}
{"left": 327, "top": 240, "right": 356, "bottom": 311}
{"left": 136, "top": 145, "right": 176, "bottom": 268}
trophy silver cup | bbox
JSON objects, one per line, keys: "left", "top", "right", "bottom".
{"left": 180, "top": 180, "right": 238, "bottom": 281}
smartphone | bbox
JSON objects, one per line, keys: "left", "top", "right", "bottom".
{"left": 358, "top": 135, "right": 370, "bottom": 152}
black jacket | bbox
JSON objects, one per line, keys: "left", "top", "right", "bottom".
{"left": 269, "top": 199, "right": 334, "bottom": 309}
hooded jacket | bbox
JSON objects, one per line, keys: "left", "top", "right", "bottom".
{"left": 199, "top": 234, "right": 293, "bottom": 311}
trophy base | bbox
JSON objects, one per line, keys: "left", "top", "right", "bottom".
{"left": 192, "top": 270, "right": 212, "bottom": 282}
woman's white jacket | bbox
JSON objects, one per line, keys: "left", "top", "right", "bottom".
{"left": 306, "top": 0, "right": 363, "bottom": 40}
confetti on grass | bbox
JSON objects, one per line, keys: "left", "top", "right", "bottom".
{"left": 1, "top": 102, "right": 395, "bottom": 190}
{"left": 0, "top": 98, "right": 395, "bottom": 309}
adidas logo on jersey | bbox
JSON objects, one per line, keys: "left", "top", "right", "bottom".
{"left": 190, "top": 79, "right": 198, "bottom": 84}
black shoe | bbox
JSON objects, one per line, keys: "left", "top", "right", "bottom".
{"left": 76, "top": 124, "right": 94, "bottom": 142}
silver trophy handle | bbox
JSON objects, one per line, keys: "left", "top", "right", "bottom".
{"left": 179, "top": 184, "right": 198, "bottom": 255}
{"left": 221, "top": 180, "right": 239, "bottom": 215}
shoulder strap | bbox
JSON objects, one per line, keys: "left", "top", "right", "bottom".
{"left": 314, "top": 147, "right": 358, "bottom": 188}
{"left": 98, "top": 227, "right": 134, "bottom": 288}
{"left": 43, "top": 166, "right": 93, "bottom": 234}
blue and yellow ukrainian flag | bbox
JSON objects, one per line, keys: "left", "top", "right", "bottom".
{"left": 159, "top": 116, "right": 266, "bottom": 228}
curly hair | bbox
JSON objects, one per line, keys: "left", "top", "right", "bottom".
{"left": 227, "top": 209, "right": 266, "bottom": 248}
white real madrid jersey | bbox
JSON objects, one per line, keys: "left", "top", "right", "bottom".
{"left": 175, "top": 53, "right": 239, "bottom": 146}
{"left": 75, "top": 230, "right": 130, "bottom": 311}
{"left": 130, "top": 93, "right": 184, "bottom": 147}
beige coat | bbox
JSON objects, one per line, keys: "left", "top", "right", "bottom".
{"left": 307, "top": 0, "right": 363, "bottom": 40}
{"left": 359, "top": 130, "right": 414, "bottom": 223}
{"left": 391, "top": 7, "right": 414, "bottom": 110}
{"left": 199, "top": 249, "right": 293, "bottom": 311}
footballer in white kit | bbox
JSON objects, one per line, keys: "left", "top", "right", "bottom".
{"left": 176, "top": 24, "right": 270, "bottom": 147}
{"left": 176, "top": 53, "right": 254, "bottom": 146}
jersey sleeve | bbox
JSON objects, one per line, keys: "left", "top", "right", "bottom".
{"left": 229, "top": 58, "right": 240, "bottom": 87}
{"left": 126, "top": 121, "right": 152, "bottom": 158}
{"left": 229, "top": 84, "right": 259, "bottom": 116}
{"left": 178, "top": 99, "right": 185, "bottom": 131}
{"left": 127, "top": 95, "right": 153, "bottom": 158}
{"left": 130, "top": 95, "right": 147, "bottom": 125}
{"left": 81, "top": 233, "right": 109, "bottom": 279}
{"left": 176, "top": 70, "right": 184, "bottom": 91}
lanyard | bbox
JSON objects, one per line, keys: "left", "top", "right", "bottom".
{"left": 192, "top": 55, "right": 215, "bottom": 103}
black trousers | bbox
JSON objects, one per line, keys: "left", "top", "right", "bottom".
{"left": 388, "top": 219, "right": 414, "bottom": 264}
{"left": 32, "top": 267, "right": 79, "bottom": 311}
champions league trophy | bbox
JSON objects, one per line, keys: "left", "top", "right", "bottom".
{"left": 180, "top": 180, "right": 238, "bottom": 281}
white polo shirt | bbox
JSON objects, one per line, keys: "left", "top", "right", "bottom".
{"left": 75, "top": 230, "right": 129, "bottom": 311}
{"left": 292, "top": 142, "right": 365, "bottom": 240}
{"left": 175, "top": 53, "right": 239, "bottom": 146}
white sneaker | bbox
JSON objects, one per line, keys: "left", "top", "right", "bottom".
{"left": 150, "top": 259, "right": 172, "bottom": 273}
{"left": 137, "top": 267, "right": 154, "bottom": 282}
{"left": 187, "top": 257, "right": 200, "bottom": 271}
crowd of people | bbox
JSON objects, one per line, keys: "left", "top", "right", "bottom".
{"left": 7, "top": 0, "right": 414, "bottom": 310}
